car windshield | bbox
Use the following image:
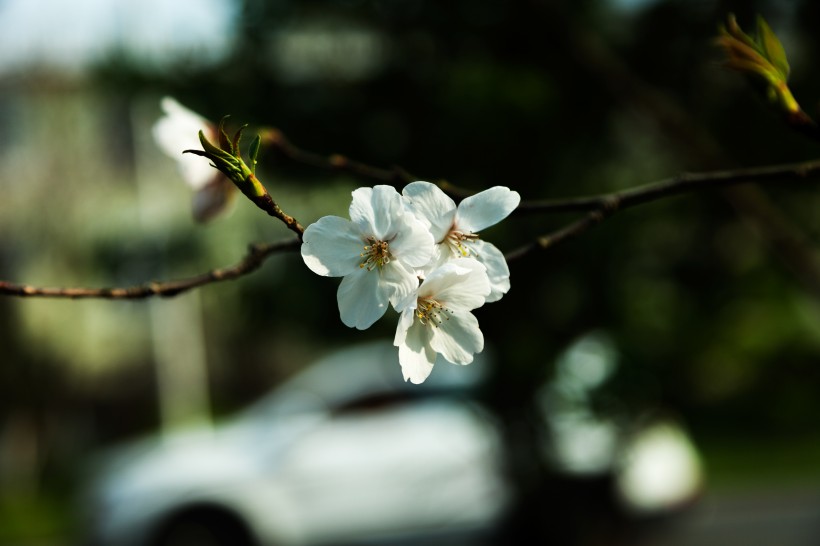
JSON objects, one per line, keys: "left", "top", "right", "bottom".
{"left": 238, "top": 340, "right": 489, "bottom": 424}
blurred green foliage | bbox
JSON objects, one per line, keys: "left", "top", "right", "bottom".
{"left": 3, "top": 0, "right": 820, "bottom": 542}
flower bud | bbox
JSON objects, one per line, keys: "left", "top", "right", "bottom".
{"left": 184, "top": 119, "right": 269, "bottom": 201}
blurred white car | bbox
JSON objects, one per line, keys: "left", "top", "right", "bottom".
{"left": 80, "top": 341, "right": 512, "bottom": 546}
{"left": 80, "top": 336, "right": 702, "bottom": 546}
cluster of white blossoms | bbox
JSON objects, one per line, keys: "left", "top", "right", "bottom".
{"left": 301, "top": 182, "right": 520, "bottom": 383}
{"left": 153, "top": 97, "right": 520, "bottom": 383}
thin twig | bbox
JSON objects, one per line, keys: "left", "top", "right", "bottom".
{"left": 262, "top": 129, "right": 418, "bottom": 186}
{"left": 517, "top": 159, "right": 820, "bottom": 214}
{"left": 5, "top": 139, "right": 820, "bottom": 299}
{"left": 510, "top": 5, "right": 820, "bottom": 296}
{"left": 504, "top": 210, "right": 611, "bottom": 262}
{"left": 505, "top": 158, "right": 820, "bottom": 261}
{"left": 262, "top": 124, "right": 820, "bottom": 259}
{"left": 260, "top": 125, "right": 820, "bottom": 268}
{"left": 0, "top": 238, "right": 300, "bottom": 299}
{"left": 5, "top": 156, "right": 816, "bottom": 299}
{"left": 248, "top": 189, "right": 306, "bottom": 239}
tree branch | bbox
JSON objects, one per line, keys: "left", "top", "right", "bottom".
{"left": 518, "top": 5, "right": 820, "bottom": 300}
{"left": 5, "top": 135, "right": 820, "bottom": 299}
{"left": 517, "top": 158, "right": 820, "bottom": 213}
{"left": 259, "top": 126, "right": 820, "bottom": 267}
{"left": 261, "top": 123, "right": 820, "bottom": 260}
{"left": 7, "top": 156, "right": 815, "bottom": 299}
{"left": 261, "top": 129, "right": 418, "bottom": 187}
{"left": 0, "top": 238, "right": 300, "bottom": 299}
{"left": 505, "top": 158, "right": 820, "bottom": 261}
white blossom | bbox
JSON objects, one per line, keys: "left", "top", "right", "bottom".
{"left": 394, "top": 259, "right": 490, "bottom": 384}
{"left": 402, "top": 181, "right": 519, "bottom": 302}
{"left": 301, "top": 185, "right": 435, "bottom": 330}
{"left": 152, "top": 96, "right": 234, "bottom": 222}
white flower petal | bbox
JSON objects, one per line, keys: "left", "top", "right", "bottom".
{"left": 396, "top": 319, "right": 437, "bottom": 383}
{"left": 191, "top": 175, "right": 235, "bottom": 223}
{"left": 419, "top": 260, "right": 490, "bottom": 311}
{"left": 389, "top": 214, "right": 435, "bottom": 269}
{"left": 349, "top": 185, "right": 403, "bottom": 238}
{"left": 424, "top": 244, "right": 451, "bottom": 274}
{"left": 301, "top": 217, "right": 364, "bottom": 277}
{"left": 381, "top": 261, "right": 422, "bottom": 308}
{"left": 393, "top": 308, "right": 417, "bottom": 346}
{"left": 429, "top": 310, "right": 484, "bottom": 365}
{"left": 469, "top": 240, "right": 510, "bottom": 303}
{"left": 393, "top": 275, "right": 421, "bottom": 313}
{"left": 337, "top": 267, "right": 389, "bottom": 330}
{"left": 154, "top": 97, "right": 210, "bottom": 152}
{"left": 455, "top": 186, "right": 520, "bottom": 233}
{"left": 402, "top": 181, "right": 457, "bottom": 242}
{"left": 153, "top": 97, "right": 216, "bottom": 191}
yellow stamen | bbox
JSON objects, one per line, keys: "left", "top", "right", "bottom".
{"left": 446, "top": 230, "right": 479, "bottom": 257}
{"left": 416, "top": 298, "right": 452, "bottom": 327}
{"left": 359, "top": 236, "right": 392, "bottom": 270}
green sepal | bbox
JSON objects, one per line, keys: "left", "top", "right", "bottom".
{"left": 198, "top": 130, "right": 224, "bottom": 159}
{"left": 191, "top": 130, "right": 244, "bottom": 181}
{"left": 232, "top": 124, "right": 248, "bottom": 156}
{"left": 217, "top": 116, "right": 234, "bottom": 155}
{"left": 756, "top": 15, "right": 789, "bottom": 80}
{"left": 186, "top": 118, "right": 271, "bottom": 201}
{"left": 717, "top": 14, "right": 799, "bottom": 114}
{"left": 724, "top": 14, "right": 756, "bottom": 50}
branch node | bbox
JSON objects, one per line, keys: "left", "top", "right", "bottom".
{"left": 330, "top": 154, "right": 349, "bottom": 168}
{"left": 602, "top": 195, "right": 621, "bottom": 213}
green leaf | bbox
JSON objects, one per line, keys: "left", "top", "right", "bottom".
{"left": 248, "top": 134, "right": 262, "bottom": 175}
{"left": 756, "top": 15, "right": 790, "bottom": 80}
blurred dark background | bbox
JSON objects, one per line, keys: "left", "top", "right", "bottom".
{"left": 2, "top": 0, "right": 820, "bottom": 544}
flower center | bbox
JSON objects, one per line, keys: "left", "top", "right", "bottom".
{"left": 359, "top": 236, "right": 392, "bottom": 270}
{"left": 445, "top": 230, "right": 479, "bottom": 257}
{"left": 415, "top": 298, "right": 452, "bottom": 327}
